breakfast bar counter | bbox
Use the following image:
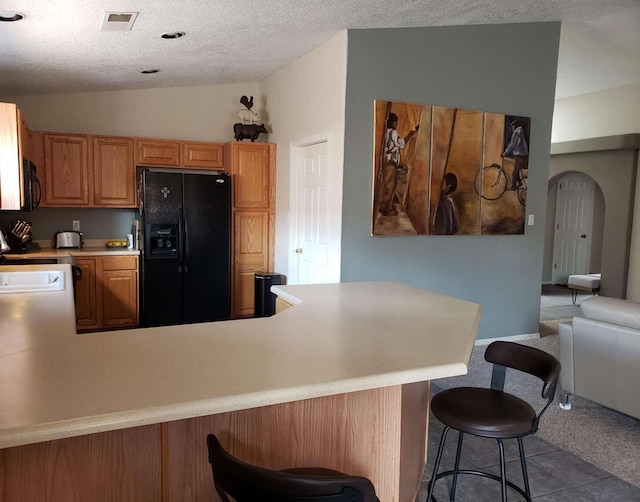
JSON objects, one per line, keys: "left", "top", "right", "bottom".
{"left": 0, "top": 264, "right": 481, "bottom": 502}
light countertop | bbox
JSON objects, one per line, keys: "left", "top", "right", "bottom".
{"left": 2, "top": 247, "right": 140, "bottom": 260}
{"left": 0, "top": 264, "right": 481, "bottom": 449}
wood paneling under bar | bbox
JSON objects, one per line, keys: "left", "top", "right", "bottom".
{"left": 166, "top": 386, "right": 405, "bottom": 502}
{"left": 0, "top": 425, "right": 162, "bottom": 502}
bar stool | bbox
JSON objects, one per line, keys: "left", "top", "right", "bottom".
{"left": 206, "top": 434, "right": 380, "bottom": 501}
{"left": 426, "top": 341, "right": 560, "bottom": 502}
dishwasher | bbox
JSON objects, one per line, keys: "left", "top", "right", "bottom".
{"left": 0, "top": 257, "right": 82, "bottom": 301}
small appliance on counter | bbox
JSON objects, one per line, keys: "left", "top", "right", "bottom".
{"left": 54, "top": 230, "right": 83, "bottom": 249}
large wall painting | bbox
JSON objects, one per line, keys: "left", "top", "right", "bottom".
{"left": 372, "top": 100, "right": 530, "bottom": 236}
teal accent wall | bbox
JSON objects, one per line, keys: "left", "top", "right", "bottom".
{"left": 341, "top": 23, "right": 560, "bottom": 339}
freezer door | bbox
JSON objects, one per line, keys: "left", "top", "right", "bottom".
{"left": 141, "top": 170, "right": 184, "bottom": 326}
{"left": 142, "top": 170, "right": 183, "bottom": 225}
{"left": 182, "top": 173, "right": 231, "bottom": 322}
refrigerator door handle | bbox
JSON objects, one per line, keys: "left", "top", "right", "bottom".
{"left": 184, "top": 208, "right": 190, "bottom": 273}
{"left": 177, "top": 212, "right": 184, "bottom": 274}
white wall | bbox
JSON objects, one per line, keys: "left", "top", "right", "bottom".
{"left": 7, "top": 83, "right": 261, "bottom": 142}
{"left": 260, "top": 32, "right": 347, "bottom": 281}
{"left": 552, "top": 83, "right": 640, "bottom": 143}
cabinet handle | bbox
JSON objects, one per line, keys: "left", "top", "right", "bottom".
{"left": 295, "top": 248, "right": 303, "bottom": 254}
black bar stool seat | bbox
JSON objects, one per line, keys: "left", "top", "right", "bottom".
{"left": 432, "top": 387, "right": 536, "bottom": 438}
{"left": 206, "top": 434, "right": 381, "bottom": 501}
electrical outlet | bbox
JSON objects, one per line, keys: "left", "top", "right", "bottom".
{"left": 72, "top": 220, "right": 80, "bottom": 231}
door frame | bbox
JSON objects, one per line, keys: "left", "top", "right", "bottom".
{"left": 288, "top": 132, "right": 342, "bottom": 284}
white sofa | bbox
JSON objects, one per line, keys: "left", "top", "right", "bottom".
{"left": 558, "top": 296, "right": 640, "bottom": 419}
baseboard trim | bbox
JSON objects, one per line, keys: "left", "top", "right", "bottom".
{"left": 474, "top": 332, "right": 540, "bottom": 346}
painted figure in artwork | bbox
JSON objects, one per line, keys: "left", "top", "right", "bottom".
{"left": 434, "top": 172, "right": 459, "bottom": 235}
{"left": 502, "top": 120, "right": 529, "bottom": 191}
{"left": 378, "top": 113, "right": 419, "bottom": 216}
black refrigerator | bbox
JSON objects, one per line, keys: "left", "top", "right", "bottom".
{"left": 140, "top": 169, "right": 231, "bottom": 326}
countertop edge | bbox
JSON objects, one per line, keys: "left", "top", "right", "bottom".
{"left": 0, "top": 363, "right": 467, "bottom": 449}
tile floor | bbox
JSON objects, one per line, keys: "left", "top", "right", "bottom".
{"left": 416, "top": 384, "right": 640, "bottom": 501}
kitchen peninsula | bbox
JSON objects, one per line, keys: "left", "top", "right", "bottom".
{"left": 0, "top": 264, "right": 481, "bottom": 502}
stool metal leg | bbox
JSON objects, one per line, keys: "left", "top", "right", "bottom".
{"left": 450, "top": 431, "right": 464, "bottom": 501}
{"left": 517, "top": 437, "right": 531, "bottom": 499}
{"left": 497, "top": 439, "right": 507, "bottom": 502}
{"left": 426, "top": 426, "right": 451, "bottom": 502}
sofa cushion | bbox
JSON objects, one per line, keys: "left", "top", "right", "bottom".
{"left": 580, "top": 296, "right": 640, "bottom": 330}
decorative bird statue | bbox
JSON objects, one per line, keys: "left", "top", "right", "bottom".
{"left": 240, "top": 95, "right": 254, "bottom": 110}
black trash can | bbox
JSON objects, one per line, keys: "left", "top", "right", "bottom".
{"left": 254, "top": 272, "right": 284, "bottom": 317}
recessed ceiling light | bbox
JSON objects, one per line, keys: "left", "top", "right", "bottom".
{"left": 141, "top": 69, "right": 160, "bottom": 74}
{"left": 161, "top": 31, "right": 185, "bottom": 39}
{"left": 0, "top": 11, "right": 25, "bottom": 22}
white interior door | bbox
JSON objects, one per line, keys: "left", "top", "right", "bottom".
{"left": 552, "top": 173, "right": 595, "bottom": 284}
{"left": 291, "top": 141, "right": 330, "bottom": 284}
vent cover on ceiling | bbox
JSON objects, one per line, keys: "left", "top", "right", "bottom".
{"left": 100, "top": 11, "right": 139, "bottom": 32}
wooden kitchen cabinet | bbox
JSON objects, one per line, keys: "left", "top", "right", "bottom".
{"left": 136, "top": 139, "right": 181, "bottom": 166}
{"left": 226, "top": 142, "right": 276, "bottom": 318}
{"left": 42, "top": 133, "right": 137, "bottom": 208}
{"left": 0, "top": 103, "right": 30, "bottom": 210}
{"left": 233, "top": 211, "right": 271, "bottom": 317}
{"left": 227, "top": 142, "right": 272, "bottom": 208}
{"left": 75, "top": 255, "right": 139, "bottom": 332}
{"left": 43, "top": 133, "right": 91, "bottom": 206}
{"left": 101, "top": 256, "right": 138, "bottom": 328}
{"left": 75, "top": 258, "right": 98, "bottom": 329}
{"left": 36, "top": 129, "right": 226, "bottom": 207}
{"left": 93, "top": 137, "right": 136, "bottom": 206}
{"left": 183, "top": 142, "right": 224, "bottom": 170}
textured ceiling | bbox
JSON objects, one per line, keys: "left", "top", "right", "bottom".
{"left": 0, "top": 0, "right": 638, "bottom": 99}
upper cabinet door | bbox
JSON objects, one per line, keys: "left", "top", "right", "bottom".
{"left": 230, "top": 143, "right": 273, "bottom": 208}
{"left": 136, "top": 139, "right": 181, "bottom": 166}
{"left": 93, "top": 137, "right": 136, "bottom": 207}
{"left": 44, "top": 134, "right": 90, "bottom": 206}
{"left": 183, "top": 142, "right": 224, "bottom": 170}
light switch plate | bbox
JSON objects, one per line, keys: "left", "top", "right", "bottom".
{"left": 528, "top": 214, "right": 534, "bottom": 226}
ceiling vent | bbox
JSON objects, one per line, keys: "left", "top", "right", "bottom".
{"left": 100, "top": 12, "right": 139, "bottom": 32}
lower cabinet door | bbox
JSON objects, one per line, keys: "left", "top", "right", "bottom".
{"left": 75, "top": 258, "right": 98, "bottom": 329}
{"left": 233, "top": 211, "right": 270, "bottom": 318}
{"left": 75, "top": 256, "right": 139, "bottom": 331}
{"left": 102, "top": 270, "right": 138, "bottom": 327}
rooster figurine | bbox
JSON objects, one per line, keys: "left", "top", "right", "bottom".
{"left": 237, "top": 95, "right": 260, "bottom": 124}
{"left": 240, "top": 95, "right": 254, "bottom": 110}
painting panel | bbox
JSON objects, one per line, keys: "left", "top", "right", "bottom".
{"left": 372, "top": 101, "right": 530, "bottom": 236}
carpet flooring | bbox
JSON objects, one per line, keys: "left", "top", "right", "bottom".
{"left": 433, "top": 332, "right": 640, "bottom": 488}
